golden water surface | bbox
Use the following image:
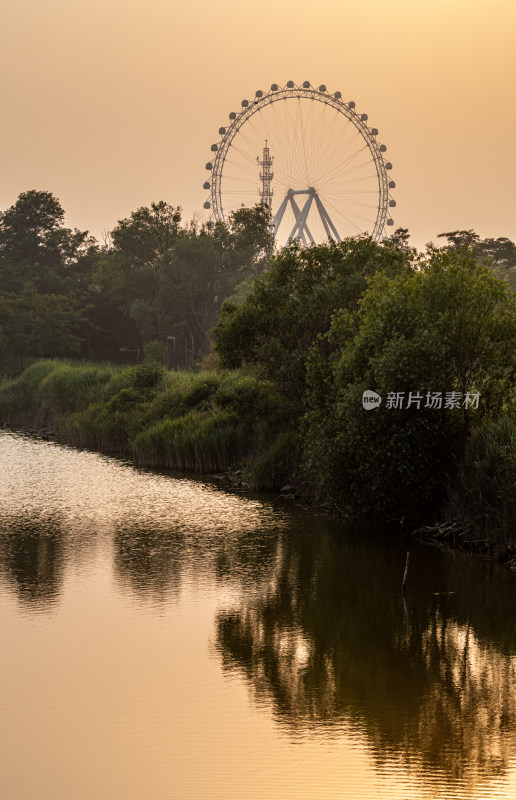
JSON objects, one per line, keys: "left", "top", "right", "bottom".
{"left": 1, "top": 431, "right": 516, "bottom": 799}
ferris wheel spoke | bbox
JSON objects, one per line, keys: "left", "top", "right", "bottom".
{"left": 329, "top": 189, "right": 380, "bottom": 196}
{"left": 322, "top": 158, "right": 378, "bottom": 188}
{"left": 315, "top": 143, "right": 372, "bottom": 189}
{"left": 317, "top": 166, "right": 376, "bottom": 194}
{"left": 328, "top": 208, "right": 367, "bottom": 235}
{"left": 326, "top": 197, "right": 379, "bottom": 226}
{"left": 324, "top": 190, "right": 380, "bottom": 205}
{"left": 296, "top": 99, "right": 311, "bottom": 184}
{"left": 222, "top": 173, "right": 262, "bottom": 188}
{"left": 332, "top": 173, "right": 380, "bottom": 187}
{"left": 317, "top": 126, "right": 364, "bottom": 183}
{"left": 340, "top": 201, "right": 381, "bottom": 211}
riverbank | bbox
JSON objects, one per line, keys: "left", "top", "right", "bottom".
{"left": 0, "top": 359, "right": 301, "bottom": 491}
{"left": 1, "top": 359, "right": 515, "bottom": 559}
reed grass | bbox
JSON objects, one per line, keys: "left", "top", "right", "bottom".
{"left": 2, "top": 360, "right": 514, "bottom": 537}
{"left": 0, "top": 359, "right": 60, "bottom": 424}
{"left": 447, "top": 415, "right": 516, "bottom": 554}
{"left": 245, "top": 429, "right": 302, "bottom": 490}
{"left": 131, "top": 409, "right": 248, "bottom": 472}
{"left": 39, "top": 363, "right": 113, "bottom": 413}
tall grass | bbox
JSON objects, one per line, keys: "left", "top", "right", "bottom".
{"left": 245, "top": 429, "right": 302, "bottom": 490}
{"left": 131, "top": 409, "right": 249, "bottom": 472}
{"left": 0, "top": 360, "right": 60, "bottom": 424}
{"left": 39, "top": 363, "right": 113, "bottom": 413}
{"left": 447, "top": 415, "right": 516, "bottom": 554}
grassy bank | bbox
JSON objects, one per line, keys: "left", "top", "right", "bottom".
{"left": 0, "top": 359, "right": 300, "bottom": 488}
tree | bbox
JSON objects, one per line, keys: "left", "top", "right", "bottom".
{"left": 0, "top": 190, "right": 98, "bottom": 295}
{"left": 438, "top": 229, "right": 516, "bottom": 292}
{"left": 0, "top": 284, "right": 82, "bottom": 360}
{"left": 95, "top": 202, "right": 274, "bottom": 362}
{"left": 0, "top": 191, "right": 99, "bottom": 368}
{"left": 109, "top": 201, "right": 182, "bottom": 264}
{"left": 304, "top": 248, "right": 516, "bottom": 519}
{"left": 387, "top": 227, "right": 414, "bottom": 253}
{"left": 169, "top": 207, "right": 273, "bottom": 355}
{"left": 211, "top": 237, "right": 412, "bottom": 405}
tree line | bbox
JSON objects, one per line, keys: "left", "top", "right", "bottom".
{"left": 0, "top": 190, "right": 273, "bottom": 372}
{"left": 1, "top": 189, "right": 515, "bottom": 376}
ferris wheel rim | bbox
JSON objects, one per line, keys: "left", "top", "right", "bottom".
{"left": 203, "top": 81, "right": 395, "bottom": 242}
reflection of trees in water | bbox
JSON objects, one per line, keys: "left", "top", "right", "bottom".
{"left": 414, "top": 617, "right": 516, "bottom": 781}
{"left": 215, "top": 525, "right": 516, "bottom": 784}
{"left": 113, "top": 523, "right": 185, "bottom": 603}
{"left": 0, "top": 517, "right": 65, "bottom": 609}
{"left": 112, "top": 516, "right": 282, "bottom": 604}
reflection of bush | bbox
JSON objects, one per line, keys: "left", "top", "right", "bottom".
{"left": 215, "top": 525, "right": 516, "bottom": 784}
{"left": 416, "top": 616, "right": 516, "bottom": 781}
{"left": 0, "top": 517, "right": 65, "bottom": 609}
{"left": 112, "top": 523, "right": 184, "bottom": 602}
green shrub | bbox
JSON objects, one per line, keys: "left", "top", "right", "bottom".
{"left": 143, "top": 339, "right": 166, "bottom": 364}
{"left": 99, "top": 362, "right": 166, "bottom": 401}
{"left": 101, "top": 368, "right": 137, "bottom": 400}
{"left": 0, "top": 360, "right": 59, "bottom": 423}
{"left": 182, "top": 374, "right": 220, "bottom": 408}
{"left": 55, "top": 403, "right": 106, "bottom": 449}
{"left": 104, "top": 388, "right": 145, "bottom": 414}
{"left": 127, "top": 362, "right": 166, "bottom": 392}
{"left": 214, "top": 373, "right": 284, "bottom": 419}
{"left": 211, "top": 238, "right": 411, "bottom": 405}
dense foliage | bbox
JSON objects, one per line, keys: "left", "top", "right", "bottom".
{"left": 304, "top": 249, "right": 516, "bottom": 519}
{"left": 0, "top": 192, "right": 272, "bottom": 373}
{"left": 447, "top": 414, "right": 516, "bottom": 553}
{"left": 211, "top": 237, "right": 412, "bottom": 406}
{"left": 437, "top": 229, "right": 516, "bottom": 291}
{"left": 212, "top": 234, "right": 516, "bottom": 520}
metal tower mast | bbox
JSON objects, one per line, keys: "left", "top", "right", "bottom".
{"left": 257, "top": 140, "right": 274, "bottom": 208}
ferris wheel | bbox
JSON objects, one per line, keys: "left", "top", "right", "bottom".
{"left": 203, "top": 81, "right": 395, "bottom": 246}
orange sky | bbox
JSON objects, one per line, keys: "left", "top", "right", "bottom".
{"left": 1, "top": 0, "right": 515, "bottom": 249}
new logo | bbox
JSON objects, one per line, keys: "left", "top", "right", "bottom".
{"left": 362, "top": 390, "right": 382, "bottom": 410}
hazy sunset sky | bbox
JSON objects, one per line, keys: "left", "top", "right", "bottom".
{"left": 1, "top": 0, "right": 515, "bottom": 249}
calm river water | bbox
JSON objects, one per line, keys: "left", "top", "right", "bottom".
{"left": 1, "top": 430, "right": 516, "bottom": 799}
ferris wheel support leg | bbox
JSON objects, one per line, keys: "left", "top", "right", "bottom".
{"left": 314, "top": 195, "right": 341, "bottom": 242}
{"left": 314, "top": 196, "right": 334, "bottom": 242}
{"left": 288, "top": 195, "right": 315, "bottom": 245}
{"left": 271, "top": 196, "right": 289, "bottom": 238}
{"left": 288, "top": 194, "right": 314, "bottom": 243}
